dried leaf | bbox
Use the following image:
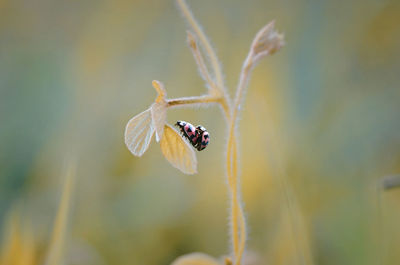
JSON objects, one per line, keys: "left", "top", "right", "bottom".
{"left": 251, "top": 21, "right": 284, "bottom": 62}
{"left": 125, "top": 108, "right": 154, "bottom": 156}
{"left": 160, "top": 124, "right": 197, "bottom": 174}
{"left": 171, "top": 253, "right": 222, "bottom": 265}
{"left": 151, "top": 102, "right": 167, "bottom": 142}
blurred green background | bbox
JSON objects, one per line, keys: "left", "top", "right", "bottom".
{"left": 1, "top": 0, "right": 400, "bottom": 264}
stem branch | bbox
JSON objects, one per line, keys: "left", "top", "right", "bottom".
{"left": 167, "top": 95, "right": 221, "bottom": 107}
{"left": 226, "top": 52, "right": 254, "bottom": 265}
{"left": 187, "top": 31, "right": 219, "bottom": 95}
{"left": 176, "top": 0, "right": 226, "bottom": 93}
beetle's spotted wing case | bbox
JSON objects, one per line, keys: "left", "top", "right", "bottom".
{"left": 175, "top": 121, "right": 210, "bottom": 151}
{"left": 195, "top": 125, "right": 209, "bottom": 151}
{"left": 175, "top": 121, "right": 198, "bottom": 145}
{"left": 198, "top": 130, "right": 210, "bottom": 151}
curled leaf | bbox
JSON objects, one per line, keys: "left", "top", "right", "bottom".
{"left": 251, "top": 21, "right": 284, "bottom": 62}
{"left": 125, "top": 108, "right": 154, "bottom": 156}
{"left": 151, "top": 102, "right": 167, "bottom": 142}
{"left": 152, "top": 80, "right": 167, "bottom": 103}
{"left": 171, "top": 253, "right": 222, "bottom": 265}
{"left": 160, "top": 124, "right": 197, "bottom": 174}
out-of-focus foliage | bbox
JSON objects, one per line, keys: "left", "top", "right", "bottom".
{"left": 1, "top": 0, "right": 400, "bottom": 265}
{"left": 0, "top": 211, "right": 37, "bottom": 265}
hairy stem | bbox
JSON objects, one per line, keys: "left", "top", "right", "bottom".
{"left": 168, "top": 92, "right": 240, "bottom": 262}
{"left": 226, "top": 134, "right": 246, "bottom": 265}
{"left": 232, "top": 54, "right": 253, "bottom": 128}
{"left": 226, "top": 52, "right": 255, "bottom": 265}
{"left": 176, "top": 1, "right": 247, "bottom": 264}
{"left": 187, "top": 31, "right": 219, "bottom": 95}
{"left": 176, "top": 0, "right": 226, "bottom": 93}
{"left": 226, "top": 139, "right": 236, "bottom": 249}
{"left": 167, "top": 95, "right": 222, "bottom": 107}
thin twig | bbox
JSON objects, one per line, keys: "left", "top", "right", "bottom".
{"left": 176, "top": 0, "right": 225, "bottom": 90}
{"left": 167, "top": 95, "right": 222, "bottom": 107}
{"left": 187, "top": 31, "right": 219, "bottom": 95}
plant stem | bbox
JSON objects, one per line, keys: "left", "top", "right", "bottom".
{"left": 232, "top": 54, "right": 253, "bottom": 128}
{"left": 176, "top": 1, "right": 247, "bottom": 264}
{"left": 187, "top": 31, "right": 219, "bottom": 95}
{"left": 167, "top": 95, "right": 221, "bottom": 107}
{"left": 226, "top": 53, "right": 254, "bottom": 265}
{"left": 176, "top": 0, "right": 226, "bottom": 93}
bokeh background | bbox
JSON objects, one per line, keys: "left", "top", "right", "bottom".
{"left": 1, "top": 0, "right": 400, "bottom": 264}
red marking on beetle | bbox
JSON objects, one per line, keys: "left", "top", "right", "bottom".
{"left": 175, "top": 121, "right": 210, "bottom": 151}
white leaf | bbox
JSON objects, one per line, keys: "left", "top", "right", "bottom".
{"left": 160, "top": 125, "right": 197, "bottom": 174}
{"left": 151, "top": 102, "right": 167, "bottom": 142}
{"left": 124, "top": 108, "right": 154, "bottom": 156}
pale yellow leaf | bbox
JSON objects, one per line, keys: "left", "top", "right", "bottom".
{"left": 160, "top": 125, "right": 197, "bottom": 174}
{"left": 152, "top": 80, "right": 167, "bottom": 103}
{"left": 151, "top": 102, "right": 167, "bottom": 142}
{"left": 125, "top": 108, "right": 154, "bottom": 156}
{"left": 171, "top": 253, "right": 222, "bottom": 265}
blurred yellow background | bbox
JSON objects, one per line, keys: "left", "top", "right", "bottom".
{"left": 1, "top": 0, "right": 400, "bottom": 264}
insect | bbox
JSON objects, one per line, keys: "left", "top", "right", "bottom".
{"left": 175, "top": 121, "right": 210, "bottom": 151}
